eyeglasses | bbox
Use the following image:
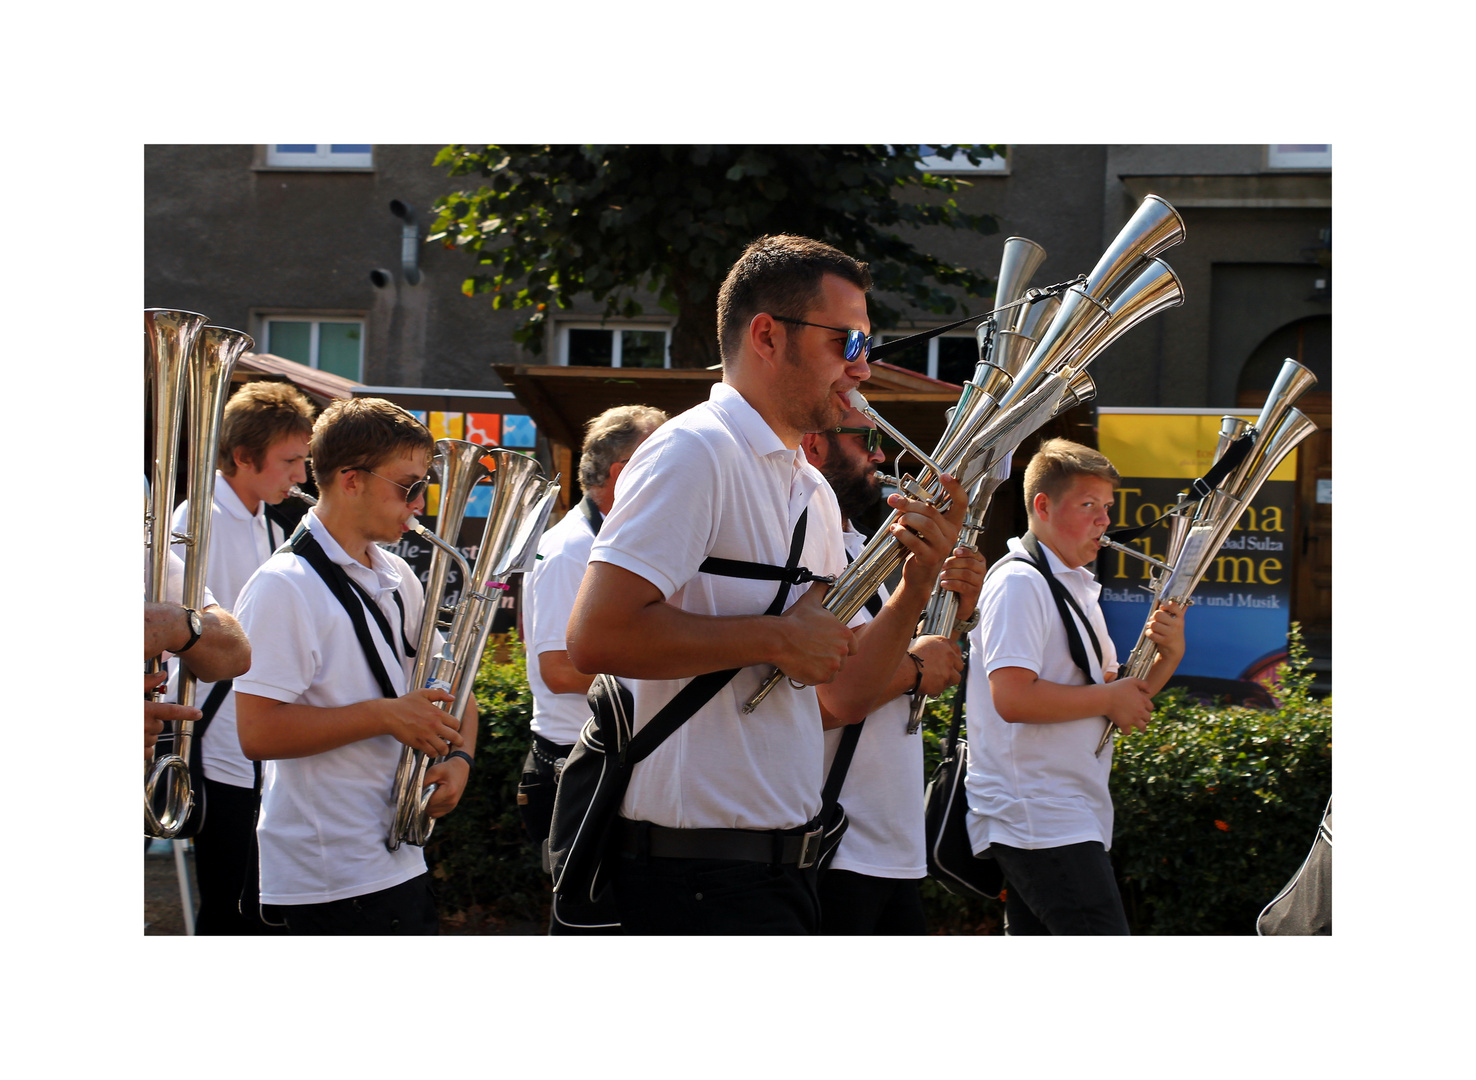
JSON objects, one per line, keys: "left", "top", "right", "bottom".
{"left": 771, "top": 316, "right": 872, "bottom": 363}
{"left": 829, "top": 426, "right": 882, "bottom": 453}
{"left": 343, "top": 465, "right": 431, "bottom": 504}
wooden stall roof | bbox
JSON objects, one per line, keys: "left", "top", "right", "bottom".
{"left": 233, "top": 352, "right": 362, "bottom": 408}
{"left": 491, "top": 361, "right": 964, "bottom": 455}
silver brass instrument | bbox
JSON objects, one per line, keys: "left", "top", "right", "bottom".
{"left": 387, "top": 444, "right": 560, "bottom": 850}
{"left": 1093, "top": 357, "right": 1319, "bottom": 755}
{"left": 905, "top": 237, "right": 1058, "bottom": 733}
{"left": 744, "top": 196, "right": 1188, "bottom": 713}
{"left": 145, "top": 311, "right": 253, "bottom": 837}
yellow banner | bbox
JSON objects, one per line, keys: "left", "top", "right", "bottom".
{"left": 1099, "top": 413, "right": 1297, "bottom": 483}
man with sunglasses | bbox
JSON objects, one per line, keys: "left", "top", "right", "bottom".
{"left": 163, "top": 379, "right": 315, "bottom": 935}
{"left": 568, "top": 235, "right": 966, "bottom": 934}
{"left": 801, "top": 407, "right": 984, "bottom": 933}
{"left": 234, "top": 397, "right": 476, "bottom": 935}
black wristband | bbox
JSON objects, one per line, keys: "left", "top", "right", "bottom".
{"left": 904, "top": 651, "right": 925, "bottom": 696}
{"left": 446, "top": 749, "right": 474, "bottom": 770}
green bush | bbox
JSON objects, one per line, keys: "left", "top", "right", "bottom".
{"left": 919, "top": 624, "right": 1331, "bottom": 936}
{"left": 423, "top": 634, "right": 551, "bottom": 930}
{"left": 425, "top": 628, "right": 1330, "bottom": 936}
{"left": 1110, "top": 624, "right": 1331, "bottom": 934}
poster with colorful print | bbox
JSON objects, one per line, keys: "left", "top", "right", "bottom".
{"left": 1096, "top": 410, "right": 1299, "bottom": 691}
{"left": 465, "top": 412, "right": 501, "bottom": 446}
{"left": 501, "top": 414, "right": 536, "bottom": 448}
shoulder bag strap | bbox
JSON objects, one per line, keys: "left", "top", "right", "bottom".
{"left": 1019, "top": 532, "right": 1103, "bottom": 684}
{"left": 623, "top": 509, "right": 810, "bottom": 766}
{"left": 287, "top": 529, "right": 401, "bottom": 700}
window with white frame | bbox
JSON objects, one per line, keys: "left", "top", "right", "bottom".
{"left": 876, "top": 330, "right": 980, "bottom": 384}
{"left": 556, "top": 323, "right": 673, "bottom": 368}
{"left": 916, "top": 145, "right": 1008, "bottom": 174}
{"left": 1267, "top": 144, "right": 1331, "bottom": 169}
{"left": 265, "top": 144, "right": 374, "bottom": 168}
{"left": 260, "top": 316, "right": 365, "bottom": 380}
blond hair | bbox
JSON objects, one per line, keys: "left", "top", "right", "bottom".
{"left": 1023, "top": 438, "right": 1119, "bottom": 518}
{"left": 218, "top": 380, "right": 316, "bottom": 475}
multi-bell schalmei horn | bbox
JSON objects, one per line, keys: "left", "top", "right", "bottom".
{"left": 1092, "top": 358, "right": 1319, "bottom": 756}
{"left": 741, "top": 196, "right": 1189, "bottom": 715}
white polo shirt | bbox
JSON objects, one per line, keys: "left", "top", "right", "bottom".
{"left": 964, "top": 533, "right": 1119, "bottom": 854}
{"left": 526, "top": 500, "right": 601, "bottom": 746}
{"left": 168, "top": 474, "right": 288, "bottom": 788}
{"left": 588, "top": 382, "right": 846, "bottom": 832}
{"left": 821, "top": 525, "right": 926, "bottom": 878}
{"left": 233, "top": 510, "right": 429, "bottom": 905}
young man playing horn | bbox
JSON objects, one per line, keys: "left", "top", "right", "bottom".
{"left": 166, "top": 379, "right": 315, "bottom": 934}
{"left": 521, "top": 403, "right": 667, "bottom": 935}
{"left": 964, "top": 438, "right": 1186, "bottom": 935}
{"left": 799, "top": 405, "right": 984, "bottom": 934}
{"left": 568, "top": 235, "right": 966, "bottom": 935}
{"left": 234, "top": 398, "right": 476, "bottom": 935}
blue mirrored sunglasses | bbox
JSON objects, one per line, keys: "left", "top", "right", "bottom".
{"left": 772, "top": 315, "right": 871, "bottom": 362}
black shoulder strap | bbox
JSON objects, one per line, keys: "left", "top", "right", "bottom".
{"left": 286, "top": 526, "right": 401, "bottom": 700}
{"left": 1019, "top": 532, "right": 1103, "bottom": 685}
{"left": 623, "top": 509, "right": 810, "bottom": 766}
{"left": 822, "top": 720, "right": 864, "bottom": 808}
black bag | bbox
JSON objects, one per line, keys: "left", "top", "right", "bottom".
{"left": 1257, "top": 797, "right": 1332, "bottom": 935}
{"left": 547, "top": 510, "right": 818, "bottom": 904}
{"left": 922, "top": 642, "right": 1004, "bottom": 900}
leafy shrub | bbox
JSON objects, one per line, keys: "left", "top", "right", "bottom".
{"left": 1110, "top": 624, "right": 1331, "bottom": 934}
{"left": 425, "top": 628, "right": 1330, "bottom": 936}
{"left": 423, "top": 634, "right": 550, "bottom": 930}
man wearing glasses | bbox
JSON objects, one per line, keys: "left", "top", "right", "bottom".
{"left": 164, "top": 379, "right": 314, "bottom": 934}
{"left": 568, "top": 235, "right": 966, "bottom": 934}
{"left": 800, "top": 406, "right": 984, "bottom": 933}
{"left": 234, "top": 397, "right": 476, "bottom": 935}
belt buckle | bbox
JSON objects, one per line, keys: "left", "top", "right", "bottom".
{"left": 796, "top": 827, "right": 824, "bottom": 870}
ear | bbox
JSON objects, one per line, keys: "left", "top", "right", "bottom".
{"left": 747, "top": 312, "right": 785, "bottom": 367}
{"left": 606, "top": 459, "right": 627, "bottom": 488}
{"left": 1032, "top": 491, "right": 1052, "bottom": 520}
{"left": 232, "top": 446, "right": 254, "bottom": 473}
{"left": 799, "top": 432, "right": 824, "bottom": 468}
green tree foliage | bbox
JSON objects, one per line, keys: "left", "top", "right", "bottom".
{"left": 428, "top": 145, "right": 1003, "bottom": 367}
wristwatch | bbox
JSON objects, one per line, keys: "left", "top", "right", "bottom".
{"left": 952, "top": 609, "right": 981, "bottom": 636}
{"left": 177, "top": 607, "right": 204, "bottom": 653}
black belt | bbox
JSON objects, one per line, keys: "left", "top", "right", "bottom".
{"left": 531, "top": 733, "right": 575, "bottom": 773}
{"left": 617, "top": 817, "right": 825, "bottom": 869}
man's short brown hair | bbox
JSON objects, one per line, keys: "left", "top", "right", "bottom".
{"left": 578, "top": 404, "right": 668, "bottom": 492}
{"left": 715, "top": 235, "right": 872, "bottom": 365}
{"left": 218, "top": 380, "right": 316, "bottom": 475}
{"left": 1023, "top": 437, "right": 1120, "bottom": 518}
{"left": 309, "top": 397, "right": 435, "bottom": 488}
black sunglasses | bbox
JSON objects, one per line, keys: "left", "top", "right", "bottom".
{"left": 343, "top": 466, "right": 431, "bottom": 505}
{"left": 771, "top": 316, "right": 872, "bottom": 363}
{"left": 830, "top": 426, "right": 882, "bottom": 453}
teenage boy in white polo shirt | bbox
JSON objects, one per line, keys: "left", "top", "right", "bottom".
{"left": 964, "top": 438, "right": 1186, "bottom": 935}
{"left": 234, "top": 398, "right": 477, "bottom": 935}
{"left": 568, "top": 235, "right": 966, "bottom": 935}
{"left": 168, "top": 379, "right": 315, "bottom": 934}
{"left": 521, "top": 403, "right": 666, "bottom": 934}
{"left": 801, "top": 405, "right": 984, "bottom": 934}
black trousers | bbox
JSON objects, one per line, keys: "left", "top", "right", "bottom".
{"left": 613, "top": 852, "right": 820, "bottom": 935}
{"left": 280, "top": 873, "right": 440, "bottom": 936}
{"left": 193, "top": 776, "right": 285, "bottom": 936}
{"left": 990, "top": 841, "right": 1130, "bottom": 936}
{"left": 818, "top": 869, "right": 927, "bottom": 935}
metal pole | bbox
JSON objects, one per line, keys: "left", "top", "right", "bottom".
{"left": 172, "top": 839, "right": 196, "bottom": 936}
